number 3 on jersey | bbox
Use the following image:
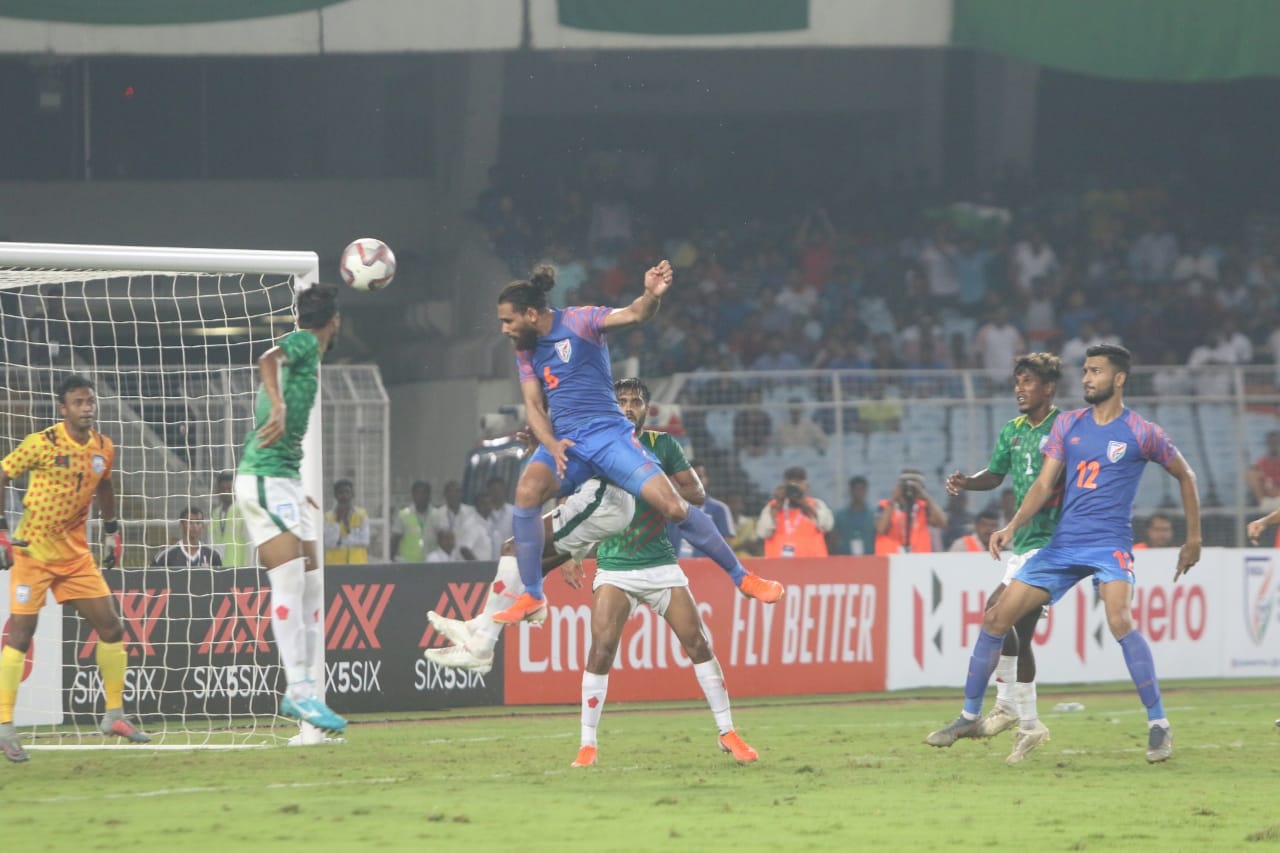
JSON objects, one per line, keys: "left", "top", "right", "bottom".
{"left": 1075, "top": 460, "right": 1100, "bottom": 489}
{"left": 543, "top": 365, "right": 560, "bottom": 389}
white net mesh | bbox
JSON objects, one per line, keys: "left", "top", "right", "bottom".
{"left": 0, "top": 250, "right": 312, "bottom": 747}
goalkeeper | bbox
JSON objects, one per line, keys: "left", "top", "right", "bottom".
{"left": 235, "top": 284, "right": 346, "bottom": 737}
{"left": 0, "top": 375, "right": 147, "bottom": 762}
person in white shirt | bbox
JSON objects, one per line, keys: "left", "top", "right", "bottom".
{"left": 774, "top": 402, "right": 828, "bottom": 452}
{"left": 1009, "top": 229, "right": 1059, "bottom": 295}
{"left": 427, "top": 480, "right": 492, "bottom": 561}
{"left": 482, "top": 476, "right": 514, "bottom": 555}
{"left": 973, "top": 307, "right": 1026, "bottom": 373}
{"left": 425, "top": 528, "right": 462, "bottom": 563}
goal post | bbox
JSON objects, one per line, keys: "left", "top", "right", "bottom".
{"left": 0, "top": 240, "right": 324, "bottom": 747}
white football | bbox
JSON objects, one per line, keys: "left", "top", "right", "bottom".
{"left": 339, "top": 238, "right": 396, "bottom": 292}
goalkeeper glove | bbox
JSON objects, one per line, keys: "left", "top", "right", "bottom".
{"left": 0, "top": 517, "right": 10, "bottom": 570}
{"left": 102, "top": 519, "right": 123, "bottom": 570}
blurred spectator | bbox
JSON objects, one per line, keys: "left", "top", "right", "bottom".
{"left": 723, "top": 493, "right": 762, "bottom": 557}
{"left": 1133, "top": 512, "right": 1174, "bottom": 550}
{"left": 993, "top": 487, "right": 1017, "bottom": 528}
{"left": 668, "top": 460, "right": 734, "bottom": 559}
{"left": 756, "top": 466, "right": 834, "bottom": 558}
{"left": 1009, "top": 227, "right": 1059, "bottom": 296}
{"left": 942, "top": 490, "right": 973, "bottom": 550}
{"left": 776, "top": 270, "right": 820, "bottom": 318}
{"left": 733, "top": 389, "right": 773, "bottom": 456}
{"left": 1172, "top": 237, "right": 1218, "bottom": 282}
{"left": 211, "top": 470, "right": 250, "bottom": 568}
{"left": 972, "top": 307, "right": 1026, "bottom": 373}
{"left": 482, "top": 476, "right": 514, "bottom": 553}
{"left": 874, "top": 469, "right": 947, "bottom": 554}
{"left": 425, "top": 528, "right": 462, "bottom": 563}
{"left": 829, "top": 475, "right": 876, "bottom": 556}
{"left": 428, "top": 480, "right": 491, "bottom": 561}
{"left": 1247, "top": 431, "right": 1280, "bottom": 512}
{"left": 1128, "top": 217, "right": 1178, "bottom": 283}
{"left": 391, "top": 480, "right": 435, "bottom": 563}
{"left": 153, "top": 506, "right": 222, "bottom": 568}
{"left": 919, "top": 230, "right": 961, "bottom": 307}
{"left": 796, "top": 207, "right": 836, "bottom": 288}
{"left": 1022, "top": 278, "right": 1058, "bottom": 345}
{"left": 324, "top": 479, "right": 371, "bottom": 565}
{"left": 775, "top": 400, "right": 828, "bottom": 452}
{"left": 948, "top": 508, "right": 1000, "bottom": 552}
{"left": 751, "top": 337, "right": 803, "bottom": 371}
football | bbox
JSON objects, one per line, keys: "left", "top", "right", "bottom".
{"left": 339, "top": 238, "right": 396, "bottom": 292}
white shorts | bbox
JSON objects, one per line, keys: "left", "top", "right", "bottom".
{"left": 549, "top": 478, "right": 636, "bottom": 561}
{"left": 1001, "top": 548, "right": 1040, "bottom": 587}
{"left": 592, "top": 563, "right": 689, "bottom": 617}
{"left": 235, "top": 473, "right": 316, "bottom": 547}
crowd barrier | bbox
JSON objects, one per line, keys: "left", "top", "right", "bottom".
{"left": 2, "top": 551, "right": 1276, "bottom": 724}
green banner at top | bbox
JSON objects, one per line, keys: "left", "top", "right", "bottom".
{"left": 557, "top": 0, "right": 808, "bottom": 36}
{"left": 0, "top": 0, "right": 342, "bottom": 25}
{"left": 953, "top": 0, "right": 1280, "bottom": 81}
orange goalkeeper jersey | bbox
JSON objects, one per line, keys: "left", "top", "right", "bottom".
{"left": 1, "top": 423, "right": 114, "bottom": 564}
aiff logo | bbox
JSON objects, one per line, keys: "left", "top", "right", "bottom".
{"left": 1243, "top": 555, "right": 1278, "bottom": 645}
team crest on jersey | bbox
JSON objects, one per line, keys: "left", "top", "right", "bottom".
{"left": 1106, "top": 441, "right": 1126, "bottom": 463}
{"left": 15, "top": 584, "right": 30, "bottom": 604}
{"left": 555, "top": 339, "right": 573, "bottom": 363}
{"left": 91, "top": 454, "right": 106, "bottom": 474}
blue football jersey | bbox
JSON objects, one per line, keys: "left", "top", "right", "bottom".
{"left": 1043, "top": 407, "right": 1179, "bottom": 550}
{"left": 516, "top": 306, "right": 625, "bottom": 434}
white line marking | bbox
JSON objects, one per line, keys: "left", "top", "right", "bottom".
{"left": 19, "top": 777, "right": 406, "bottom": 805}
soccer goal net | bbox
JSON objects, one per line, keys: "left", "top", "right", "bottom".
{"left": 0, "top": 241, "right": 322, "bottom": 748}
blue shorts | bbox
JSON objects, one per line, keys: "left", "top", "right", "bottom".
{"left": 529, "top": 416, "right": 662, "bottom": 498}
{"left": 1011, "top": 545, "right": 1135, "bottom": 604}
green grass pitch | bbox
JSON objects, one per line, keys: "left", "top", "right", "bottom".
{"left": 2, "top": 680, "right": 1277, "bottom": 852}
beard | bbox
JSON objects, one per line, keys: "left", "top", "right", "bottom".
{"left": 1083, "top": 384, "right": 1115, "bottom": 405}
{"left": 512, "top": 329, "right": 539, "bottom": 351}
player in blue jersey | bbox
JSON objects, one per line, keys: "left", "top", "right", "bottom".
{"left": 493, "top": 263, "right": 783, "bottom": 624}
{"left": 926, "top": 344, "right": 1201, "bottom": 763}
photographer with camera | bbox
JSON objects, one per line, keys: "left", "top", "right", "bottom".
{"left": 874, "top": 469, "right": 948, "bottom": 554}
{"left": 756, "top": 466, "right": 834, "bottom": 558}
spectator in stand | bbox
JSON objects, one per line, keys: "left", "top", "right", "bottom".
{"left": 948, "top": 508, "right": 1000, "bottom": 553}
{"left": 153, "top": 506, "right": 223, "bottom": 569}
{"left": 972, "top": 307, "right": 1026, "bottom": 373}
{"left": 830, "top": 475, "right": 876, "bottom": 556}
{"left": 756, "top": 466, "right": 834, "bottom": 558}
{"left": 796, "top": 207, "right": 836, "bottom": 288}
{"left": 1128, "top": 216, "right": 1178, "bottom": 283}
{"left": 919, "top": 228, "right": 962, "bottom": 309}
{"left": 732, "top": 389, "right": 773, "bottom": 457}
{"left": 874, "top": 469, "right": 947, "bottom": 554}
{"left": 1187, "top": 321, "right": 1250, "bottom": 397}
{"left": 1247, "top": 431, "right": 1280, "bottom": 512}
{"left": 425, "top": 528, "right": 462, "bottom": 563}
{"left": 723, "top": 493, "right": 762, "bottom": 557}
{"left": 667, "top": 459, "right": 735, "bottom": 559}
{"left": 1172, "top": 236, "right": 1219, "bottom": 283}
{"left": 867, "top": 332, "right": 904, "bottom": 371}
{"left": 427, "top": 480, "right": 491, "bottom": 561}
{"left": 324, "top": 479, "right": 371, "bottom": 565}
{"left": 750, "top": 336, "right": 803, "bottom": 372}
{"left": 942, "top": 490, "right": 973, "bottom": 550}
{"left": 1133, "top": 513, "right": 1175, "bottom": 550}
{"left": 210, "top": 470, "right": 250, "bottom": 568}
{"left": 994, "top": 487, "right": 1017, "bottom": 528}
{"left": 1009, "top": 227, "right": 1059, "bottom": 297}
{"left": 481, "top": 476, "right": 514, "bottom": 552}
{"left": 900, "top": 314, "right": 949, "bottom": 369}
{"left": 1022, "top": 278, "right": 1059, "bottom": 346}
{"left": 390, "top": 480, "right": 434, "bottom": 563}
{"left": 776, "top": 270, "right": 820, "bottom": 319}
{"left": 1060, "top": 320, "right": 1099, "bottom": 370}
{"left": 774, "top": 400, "right": 828, "bottom": 452}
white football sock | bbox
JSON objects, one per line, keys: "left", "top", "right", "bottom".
{"left": 694, "top": 658, "right": 734, "bottom": 735}
{"left": 302, "top": 569, "right": 325, "bottom": 685}
{"left": 1016, "top": 681, "right": 1039, "bottom": 729}
{"left": 469, "top": 555, "right": 523, "bottom": 631}
{"left": 267, "top": 558, "right": 310, "bottom": 699}
{"left": 994, "top": 655, "right": 1017, "bottom": 708}
{"left": 580, "top": 672, "right": 608, "bottom": 747}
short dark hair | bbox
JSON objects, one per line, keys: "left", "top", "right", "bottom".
{"left": 216, "top": 470, "right": 235, "bottom": 484}
{"left": 178, "top": 505, "right": 204, "bottom": 521}
{"left": 1086, "top": 343, "right": 1132, "bottom": 374}
{"left": 614, "top": 377, "right": 651, "bottom": 405}
{"left": 411, "top": 480, "right": 431, "bottom": 492}
{"left": 849, "top": 475, "right": 868, "bottom": 489}
{"left": 1147, "top": 512, "right": 1172, "bottom": 527}
{"left": 783, "top": 466, "right": 808, "bottom": 481}
{"left": 334, "top": 478, "right": 354, "bottom": 491}
{"left": 497, "top": 264, "right": 556, "bottom": 312}
{"left": 1013, "top": 352, "right": 1062, "bottom": 385}
{"left": 975, "top": 508, "right": 1001, "bottom": 523}
{"left": 56, "top": 374, "right": 95, "bottom": 404}
{"left": 295, "top": 283, "right": 340, "bottom": 329}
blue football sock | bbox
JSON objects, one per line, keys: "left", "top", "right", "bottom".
{"left": 963, "top": 630, "right": 1006, "bottom": 717}
{"left": 511, "top": 505, "right": 545, "bottom": 600}
{"left": 675, "top": 506, "right": 746, "bottom": 584}
{"left": 1118, "top": 629, "right": 1165, "bottom": 721}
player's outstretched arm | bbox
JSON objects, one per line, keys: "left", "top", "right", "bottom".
{"left": 1166, "top": 453, "right": 1202, "bottom": 581}
{"left": 603, "top": 260, "right": 673, "bottom": 331}
{"left": 945, "top": 468, "right": 1005, "bottom": 496}
{"left": 1247, "top": 507, "right": 1280, "bottom": 544}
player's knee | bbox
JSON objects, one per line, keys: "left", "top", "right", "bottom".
{"left": 515, "top": 479, "right": 552, "bottom": 510}
{"left": 982, "top": 609, "right": 1012, "bottom": 636}
{"left": 1106, "top": 613, "right": 1134, "bottom": 640}
{"left": 98, "top": 622, "right": 125, "bottom": 644}
{"left": 4, "top": 625, "right": 33, "bottom": 652}
{"left": 683, "top": 637, "right": 712, "bottom": 663}
{"left": 586, "top": 644, "right": 616, "bottom": 673}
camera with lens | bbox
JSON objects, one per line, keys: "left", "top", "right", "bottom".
{"left": 784, "top": 482, "right": 805, "bottom": 503}
{"left": 898, "top": 471, "right": 925, "bottom": 502}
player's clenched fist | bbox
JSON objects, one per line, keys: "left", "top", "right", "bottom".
{"left": 102, "top": 519, "right": 123, "bottom": 569}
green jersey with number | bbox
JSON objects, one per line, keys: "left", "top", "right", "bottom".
{"left": 237, "top": 330, "right": 320, "bottom": 479}
{"left": 986, "top": 408, "right": 1061, "bottom": 554}
{"left": 595, "top": 430, "right": 690, "bottom": 572}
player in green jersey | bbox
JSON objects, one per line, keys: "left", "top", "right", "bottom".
{"left": 235, "top": 284, "right": 346, "bottom": 739}
{"left": 571, "top": 377, "right": 758, "bottom": 767}
{"left": 928, "top": 352, "right": 1063, "bottom": 764}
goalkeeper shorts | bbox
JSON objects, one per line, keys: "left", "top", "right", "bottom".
{"left": 549, "top": 478, "right": 635, "bottom": 561}
{"left": 235, "top": 474, "right": 317, "bottom": 547}
{"left": 10, "top": 551, "right": 108, "bottom": 614}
